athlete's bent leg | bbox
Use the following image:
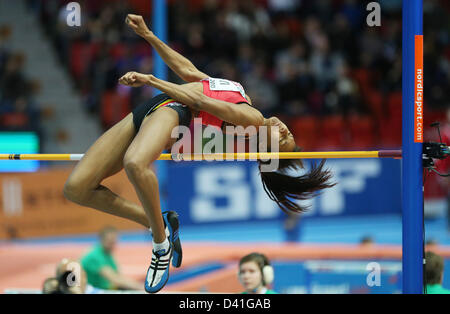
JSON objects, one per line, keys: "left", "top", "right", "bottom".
{"left": 123, "top": 107, "right": 178, "bottom": 242}
{"left": 123, "top": 107, "right": 180, "bottom": 293}
{"left": 63, "top": 113, "right": 150, "bottom": 228}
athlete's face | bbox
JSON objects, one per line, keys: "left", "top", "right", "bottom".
{"left": 239, "top": 261, "right": 263, "bottom": 292}
{"left": 265, "top": 117, "right": 296, "bottom": 152}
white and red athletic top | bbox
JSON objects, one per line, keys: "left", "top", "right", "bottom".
{"left": 197, "top": 77, "right": 250, "bottom": 129}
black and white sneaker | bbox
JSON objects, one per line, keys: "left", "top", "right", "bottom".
{"left": 144, "top": 244, "right": 172, "bottom": 293}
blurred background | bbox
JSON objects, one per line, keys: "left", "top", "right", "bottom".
{"left": 0, "top": 0, "right": 449, "bottom": 294}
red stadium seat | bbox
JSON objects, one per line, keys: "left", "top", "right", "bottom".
{"left": 70, "top": 42, "right": 99, "bottom": 80}
{"left": 352, "top": 68, "right": 371, "bottom": 95}
{"left": 423, "top": 108, "right": 446, "bottom": 141}
{"left": 128, "top": 0, "right": 152, "bottom": 15}
{"left": 424, "top": 172, "right": 448, "bottom": 199}
{"left": 365, "top": 89, "right": 384, "bottom": 123}
{"left": 109, "top": 43, "right": 127, "bottom": 60}
{"left": 378, "top": 91, "right": 402, "bottom": 148}
{"left": 387, "top": 91, "right": 402, "bottom": 123}
{"left": 318, "top": 115, "right": 347, "bottom": 150}
{"left": 0, "top": 112, "right": 29, "bottom": 128}
{"left": 424, "top": 108, "right": 446, "bottom": 130}
{"left": 379, "top": 118, "right": 401, "bottom": 148}
{"left": 290, "top": 116, "right": 319, "bottom": 151}
{"left": 100, "top": 90, "right": 131, "bottom": 130}
{"left": 348, "top": 114, "right": 376, "bottom": 149}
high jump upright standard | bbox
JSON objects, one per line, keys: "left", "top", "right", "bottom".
{"left": 402, "top": 0, "right": 423, "bottom": 294}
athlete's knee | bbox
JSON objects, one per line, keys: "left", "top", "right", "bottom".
{"left": 124, "top": 155, "right": 143, "bottom": 178}
{"left": 123, "top": 154, "right": 156, "bottom": 182}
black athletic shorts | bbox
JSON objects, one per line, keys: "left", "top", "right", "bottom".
{"left": 131, "top": 93, "right": 193, "bottom": 133}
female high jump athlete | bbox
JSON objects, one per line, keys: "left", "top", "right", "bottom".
{"left": 63, "top": 14, "right": 335, "bottom": 293}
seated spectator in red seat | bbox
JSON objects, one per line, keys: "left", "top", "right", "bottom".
{"left": 101, "top": 90, "right": 131, "bottom": 130}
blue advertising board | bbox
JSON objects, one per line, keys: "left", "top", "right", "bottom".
{"left": 169, "top": 258, "right": 450, "bottom": 294}
{"left": 0, "top": 132, "right": 40, "bottom": 172}
{"left": 272, "top": 260, "right": 403, "bottom": 294}
{"left": 167, "top": 159, "right": 401, "bottom": 226}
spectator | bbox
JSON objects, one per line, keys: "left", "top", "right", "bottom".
{"left": 267, "top": 0, "right": 301, "bottom": 13}
{"left": 42, "top": 258, "right": 88, "bottom": 294}
{"left": 359, "top": 235, "right": 375, "bottom": 246}
{"left": 434, "top": 108, "right": 450, "bottom": 229}
{"left": 31, "top": 0, "right": 450, "bottom": 150}
{"left": 0, "top": 24, "right": 42, "bottom": 132}
{"left": 0, "top": 25, "right": 12, "bottom": 75}
{"left": 55, "top": 258, "right": 88, "bottom": 294}
{"left": 42, "top": 277, "right": 60, "bottom": 294}
{"left": 238, "top": 252, "right": 277, "bottom": 294}
{"left": 243, "top": 58, "right": 279, "bottom": 115}
{"left": 80, "top": 226, "right": 143, "bottom": 291}
{"left": 0, "top": 53, "right": 29, "bottom": 104}
{"left": 283, "top": 212, "right": 301, "bottom": 242}
{"left": 42, "top": 258, "right": 112, "bottom": 294}
{"left": 425, "top": 251, "right": 450, "bottom": 294}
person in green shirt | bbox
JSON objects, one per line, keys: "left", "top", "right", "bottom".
{"left": 238, "top": 252, "right": 277, "bottom": 294}
{"left": 425, "top": 251, "right": 450, "bottom": 294}
{"left": 80, "top": 226, "right": 143, "bottom": 291}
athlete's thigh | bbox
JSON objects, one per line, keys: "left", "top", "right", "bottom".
{"left": 68, "top": 113, "right": 136, "bottom": 188}
{"left": 125, "top": 107, "right": 179, "bottom": 165}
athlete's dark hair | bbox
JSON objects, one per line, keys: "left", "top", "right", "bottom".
{"left": 258, "top": 145, "right": 336, "bottom": 214}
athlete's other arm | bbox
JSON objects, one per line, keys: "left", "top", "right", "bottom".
{"left": 126, "top": 14, "right": 208, "bottom": 83}
{"left": 119, "top": 72, "right": 264, "bottom": 128}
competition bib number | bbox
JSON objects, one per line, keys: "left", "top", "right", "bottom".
{"left": 208, "top": 78, "right": 246, "bottom": 98}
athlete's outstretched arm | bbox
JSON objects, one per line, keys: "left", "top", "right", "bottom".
{"left": 119, "top": 72, "right": 264, "bottom": 128}
{"left": 126, "top": 14, "right": 209, "bottom": 83}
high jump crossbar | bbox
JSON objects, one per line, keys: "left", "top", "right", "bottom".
{"left": 0, "top": 150, "right": 403, "bottom": 161}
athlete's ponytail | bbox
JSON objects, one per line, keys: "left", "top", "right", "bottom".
{"left": 258, "top": 146, "right": 336, "bottom": 214}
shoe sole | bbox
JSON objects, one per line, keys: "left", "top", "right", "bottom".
{"left": 163, "top": 211, "right": 182, "bottom": 268}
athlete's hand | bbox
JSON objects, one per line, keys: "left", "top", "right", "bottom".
{"left": 118, "top": 71, "right": 150, "bottom": 87}
{"left": 125, "top": 14, "right": 151, "bottom": 37}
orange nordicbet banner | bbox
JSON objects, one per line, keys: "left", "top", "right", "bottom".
{"left": 0, "top": 168, "right": 145, "bottom": 240}
{"left": 414, "top": 35, "right": 423, "bottom": 143}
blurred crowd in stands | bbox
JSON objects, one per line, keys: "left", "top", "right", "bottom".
{"left": 0, "top": 25, "right": 42, "bottom": 134}
{"left": 2, "top": 0, "right": 449, "bottom": 151}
